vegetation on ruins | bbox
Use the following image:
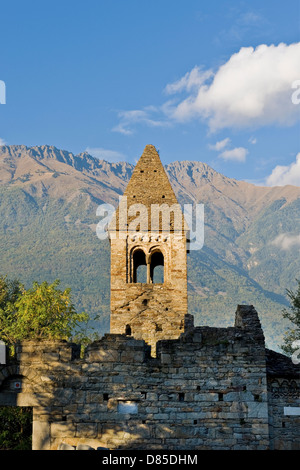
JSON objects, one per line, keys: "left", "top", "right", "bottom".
{"left": 0, "top": 275, "right": 96, "bottom": 345}
{"left": 0, "top": 274, "right": 98, "bottom": 450}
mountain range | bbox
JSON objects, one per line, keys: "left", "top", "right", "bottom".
{"left": 0, "top": 144, "right": 299, "bottom": 351}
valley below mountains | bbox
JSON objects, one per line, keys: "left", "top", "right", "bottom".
{"left": 0, "top": 144, "right": 299, "bottom": 351}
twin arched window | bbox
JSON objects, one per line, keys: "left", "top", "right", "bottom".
{"left": 132, "top": 249, "right": 164, "bottom": 284}
{"left": 150, "top": 251, "right": 164, "bottom": 283}
{"left": 133, "top": 250, "right": 147, "bottom": 283}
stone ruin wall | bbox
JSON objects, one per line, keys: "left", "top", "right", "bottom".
{"left": 0, "top": 306, "right": 299, "bottom": 450}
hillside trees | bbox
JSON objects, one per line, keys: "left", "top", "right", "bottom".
{"left": 281, "top": 279, "right": 300, "bottom": 359}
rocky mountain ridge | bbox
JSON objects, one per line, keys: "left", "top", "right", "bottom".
{"left": 0, "top": 144, "right": 299, "bottom": 351}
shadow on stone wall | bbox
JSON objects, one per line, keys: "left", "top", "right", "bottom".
{"left": 0, "top": 306, "right": 299, "bottom": 450}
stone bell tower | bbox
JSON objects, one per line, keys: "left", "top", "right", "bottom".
{"left": 109, "top": 145, "right": 188, "bottom": 354}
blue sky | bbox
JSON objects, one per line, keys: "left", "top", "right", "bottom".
{"left": 0, "top": 0, "right": 299, "bottom": 185}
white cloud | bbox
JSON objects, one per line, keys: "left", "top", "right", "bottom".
{"left": 249, "top": 136, "right": 257, "bottom": 144}
{"left": 112, "top": 107, "right": 170, "bottom": 135}
{"left": 209, "top": 138, "right": 248, "bottom": 162}
{"left": 215, "top": 10, "right": 266, "bottom": 45}
{"left": 113, "top": 42, "right": 300, "bottom": 136}
{"left": 112, "top": 110, "right": 147, "bottom": 135}
{"left": 166, "top": 42, "right": 300, "bottom": 131}
{"left": 164, "top": 66, "right": 213, "bottom": 95}
{"left": 209, "top": 137, "right": 231, "bottom": 151}
{"left": 85, "top": 147, "right": 126, "bottom": 163}
{"left": 271, "top": 233, "right": 300, "bottom": 251}
{"left": 219, "top": 147, "right": 248, "bottom": 162}
{"left": 266, "top": 153, "right": 300, "bottom": 186}
{"left": 0, "top": 138, "right": 6, "bottom": 146}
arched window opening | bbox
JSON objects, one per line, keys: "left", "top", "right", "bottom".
{"left": 125, "top": 324, "right": 132, "bottom": 336}
{"left": 133, "top": 249, "right": 147, "bottom": 283}
{"left": 150, "top": 251, "right": 164, "bottom": 284}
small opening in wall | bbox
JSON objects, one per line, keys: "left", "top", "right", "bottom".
{"left": 178, "top": 392, "right": 185, "bottom": 402}
{"left": 118, "top": 401, "right": 138, "bottom": 414}
{"left": 142, "top": 299, "right": 148, "bottom": 306}
{"left": 254, "top": 394, "right": 261, "bottom": 402}
{"left": 162, "top": 195, "right": 165, "bottom": 198}
{"left": 62, "top": 415, "right": 67, "bottom": 422}
{"left": 218, "top": 393, "right": 223, "bottom": 401}
{"left": 197, "top": 386, "right": 201, "bottom": 391}
{"left": 103, "top": 393, "right": 109, "bottom": 401}
{"left": 140, "top": 170, "right": 144, "bottom": 173}
{"left": 125, "top": 324, "right": 132, "bottom": 336}
{"left": 154, "top": 170, "right": 157, "bottom": 172}
{"left": 194, "top": 420, "right": 197, "bottom": 425}
{"left": 282, "top": 421, "right": 286, "bottom": 428}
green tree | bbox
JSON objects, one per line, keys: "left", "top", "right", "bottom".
{"left": 0, "top": 276, "right": 92, "bottom": 344}
{"left": 0, "top": 407, "right": 32, "bottom": 450}
{"left": 0, "top": 275, "right": 23, "bottom": 343}
{"left": 0, "top": 276, "right": 96, "bottom": 451}
{"left": 281, "top": 279, "right": 300, "bottom": 356}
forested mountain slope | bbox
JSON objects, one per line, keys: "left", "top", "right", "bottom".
{"left": 0, "top": 145, "right": 299, "bottom": 351}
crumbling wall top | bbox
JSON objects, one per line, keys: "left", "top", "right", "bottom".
{"left": 234, "top": 305, "right": 265, "bottom": 342}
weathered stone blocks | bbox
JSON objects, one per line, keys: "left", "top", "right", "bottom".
{"left": 3, "top": 306, "right": 297, "bottom": 450}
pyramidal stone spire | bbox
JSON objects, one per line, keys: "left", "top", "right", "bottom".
{"left": 123, "top": 144, "right": 179, "bottom": 207}
{"left": 112, "top": 145, "right": 186, "bottom": 235}
{"left": 109, "top": 144, "right": 189, "bottom": 355}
